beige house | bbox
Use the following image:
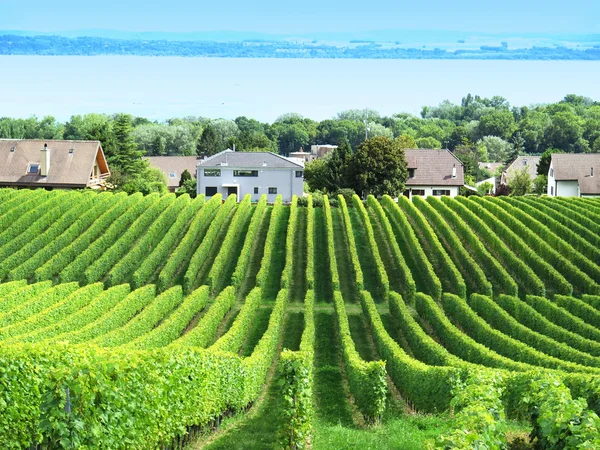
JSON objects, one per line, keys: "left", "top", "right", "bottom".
{"left": 547, "top": 153, "right": 600, "bottom": 197}
{"left": 403, "top": 149, "right": 465, "bottom": 199}
{"left": 501, "top": 156, "right": 540, "bottom": 186}
{"left": 0, "top": 139, "right": 110, "bottom": 189}
{"left": 144, "top": 156, "right": 200, "bottom": 192}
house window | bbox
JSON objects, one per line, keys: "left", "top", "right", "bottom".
{"left": 550, "top": 168, "right": 554, "bottom": 177}
{"left": 93, "top": 165, "right": 99, "bottom": 178}
{"left": 551, "top": 186, "right": 554, "bottom": 196}
{"left": 268, "top": 187, "right": 277, "bottom": 194}
{"left": 205, "top": 186, "right": 218, "bottom": 196}
{"left": 412, "top": 189, "right": 425, "bottom": 196}
{"left": 432, "top": 189, "right": 451, "bottom": 196}
{"left": 523, "top": 160, "right": 527, "bottom": 166}
{"left": 295, "top": 171, "right": 303, "bottom": 178}
{"left": 233, "top": 170, "right": 258, "bottom": 177}
{"left": 204, "top": 169, "right": 221, "bottom": 177}
{"left": 408, "top": 169, "right": 415, "bottom": 178}
{"left": 254, "top": 187, "right": 259, "bottom": 194}
{"left": 592, "top": 167, "right": 594, "bottom": 177}
{"left": 27, "top": 163, "right": 40, "bottom": 174}
{"left": 170, "top": 172, "right": 177, "bottom": 178}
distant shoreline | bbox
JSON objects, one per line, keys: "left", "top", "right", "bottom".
{"left": 2, "top": 34, "right": 600, "bottom": 60}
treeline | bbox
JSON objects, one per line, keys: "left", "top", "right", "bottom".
{"left": 1, "top": 93, "right": 598, "bottom": 194}
{"left": 2, "top": 35, "right": 600, "bottom": 60}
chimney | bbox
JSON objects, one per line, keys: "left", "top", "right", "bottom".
{"left": 40, "top": 143, "right": 50, "bottom": 177}
{"left": 452, "top": 164, "right": 457, "bottom": 179}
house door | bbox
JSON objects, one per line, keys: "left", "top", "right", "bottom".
{"left": 227, "top": 186, "right": 238, "bottom": 198}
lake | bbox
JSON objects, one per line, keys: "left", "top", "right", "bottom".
{"left": 1, "top": 56, "right": 599, "bottom": 121}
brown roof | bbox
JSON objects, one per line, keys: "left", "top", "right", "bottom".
{"left": 404, "top": 149, "right": 465, "bottom": 186}
{"left": 0, "top": 139, "right": 109, "bottom": 187}
{"left": 478, "top": 162, "right": 504, "bottom": 173}
{"left": 503, "top": 156, "right": 540, "bottom": 183}
{"left": 144, "top": 156, "right": 200, "bottom": 189}
{"left": 552, "top": 153, "right": 600, "bottom": 195}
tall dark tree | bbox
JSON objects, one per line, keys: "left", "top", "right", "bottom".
{"left": 197, "top": 125, "right": 220, "bottom": 156}
{"left": 349, "top": 136, "right": 408, "bottom": 198}
{"left": 179, "top": 169, "right": 192, "bottom": 187}
{"left": 111, "top": 113, "right": 145, "bottom": 174}
{"left": 325, "top": 137, "right": 352, "bottom": 191}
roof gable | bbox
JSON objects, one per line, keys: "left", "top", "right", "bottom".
{"left": 552, "top": 153, "right": 600, "bottom": 194}
{"left": 199, "top": 150, "right": 303, "bottom": 169}
{"left": 0, "top": 139, "right": 107, "bottom": 186}
{"left": 404, "top": 149, "right": 464, "bottom": 186}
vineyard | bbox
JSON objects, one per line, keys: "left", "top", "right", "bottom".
{"left": 2, "top": 187, "right": 600, "bottom": 449}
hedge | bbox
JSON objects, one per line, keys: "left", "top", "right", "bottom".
{"left": 231, "top": 195, "right": 268, "bottom": 288}
{"left": 361, "top": 290, "right": 459, "bottom": 413}
{"left": 131, "top": 194, "right": 206, "bottom": 289}
{"left": 468, "top": 294, "right": 600, "bottom": 368}
{"left": 210, "top": 286, "right": 262, "bottom": 353}
{"left": 255, "top": 195, "right": 285, "bottom": 288}
{"left": 499, "top": 197, "right": 600, "bottom": 267}
{"left": 281, "top": 196, "right": 299, "bottom": 289}
{"left": 0, "top": 189, "right": 49, "bottom": 234}
{"left": 0, "top": 283, "right": 79, "bottom": 328}
{"left": 83, "top": 193, "right": 176, "bottom": 285}
{"left": 278, "top": 289, "right": 315, "bottom": 449}
{"left": 5, "top": 284, "right": 131, "bottom": 345}
{"left": 105, "top": 194, "right": 190, "bottom": 287}
{"left": 305, "top": 196, "right": 315, "bottom": 290}
{"left": 397, "top": 196, "right": 466, "bottom": 299}
{"left": 0, "top": 283, "right": 104, "bottom": 341}
{"left": 59, "top": 193, "right": 156, "bottom": 284}
{"left": 337, "top": 196, "right": 365, "bottom": 291}
{"left": 353, "top": 195, "right": 390, "bottom": 299}
{"left": 412, "top": 196, "right": 492, "bottom": 297}
{"left": 426, "top": 196, "right": 517, "bottom": 297}
{"left": 474, "top": 196, "right": 599, "bottom": 295}
{"left": 333, "top": 290, "right": 387, "bottom": 423}
{"left": 157, "top": 194, "right": 222, "bottom": 292}
{"left": 366, "top": 196, "right": 416, "bottom": 303}
{"left": 524, "top": 295, "right": 600, "bottom": 343}
{"left": 553, "top": 295, "right": 600, "bottom": 330}
{"left": 441, "top": 196, "right": 544, "bottom": 297}
{"left": 323, "top": 195, "right": 340, "bottom": 291}
{"left": 34, "top": 192, "right": 136, "bottom": 282}
{"left": 174, "top": 285, "right": 238, "bottom": 348}
{"left": 92, "top": 286, "right": 184, "bottom": 347}
{"left": 441, "top": 293, "right": 598, "bottom": 374}
{"left": 47, "top": 285, "right": 156, "bottom": 345}
{"left": 6, "top": 193, "right": 116, "bottom": 282}
{"left": 207, "top": 195, "right": 255, "bottom": 292}
{"left": 414, "top": 292, "right": 531, "bottom": 372}
{"left": 382, "top": 195, "right": 442, "bottom": 301}
{"left": 183, "top": 194, "right": 238, "bottom": 294}
{"left": 495, "top": 294, "right": 600, "bottom": 358}
{"left": 127, "top": 285, "right": 211, "bottom": 349}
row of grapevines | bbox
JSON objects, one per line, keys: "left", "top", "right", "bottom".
{"left": 0, "top": 189, "right": 48, "bottom": 233}
{"left": 0, "top": 280, "right": 27, "bottom": 298}
{"left": 183, "top": 193, "right": 238, "bottom": 294}
{"left": 173, "top": 285, "right": 238, "bottom": 348}
{"left": 441, "top": 196, "right": 544, "bottom": 296}
{"left": 157, "top": 194, "right": 222, "bottom": 292}
{"left": 131, "top": 194, "right": 206, "bottom": 289}
{"left": 412, "top": 196, "right": 492, "bottom": 297}
{"left": 105, "top": 194, "right": 191, "bottom": 286}
{"left": 255, "top": 195, "right": 284, "bottom": 288}
{"left": 126, "top": 285, "right": 211, "bottom": 349}
{"left": 305, "top": 196, "right": 315, "bottom": 290}
{"left": 58, "top": 193, "right": 154, "bottom": 283}
{"left": 332, "top": 290, "right": 386, "bottom": 423}
{"left": 280, "top": 196, "right": 299, "bottom": 289}
{"left": 337, "top": 195, "right": 364, "bottom": 291}
{"left": 554, "top": 295, "right": 600, "bottom": 329}
{"left": 323, "top": 195, "right": 340, "bottom": 291}
{"left": 207, "top": 194, "right": 254, "bottom": 293}
{"left": 552, "top": 197, "right": 600, "bottom": 235}
{"left": 231, "top": 195, "right": 268, "bottom": 288}
{"left": 83, "top": 193, "right": 176, "bottom": 284}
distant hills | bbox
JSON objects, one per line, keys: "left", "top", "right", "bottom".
{"left": 1, "top": 29, "right": 600, "bottom": 59}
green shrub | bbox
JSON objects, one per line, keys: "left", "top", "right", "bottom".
{"left": 323, "top": 195, "right": 340, "bottom": 291}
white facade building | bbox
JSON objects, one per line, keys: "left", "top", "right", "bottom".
{"left": 197, "top": 150, "right": 304, "bottom": 202}
{"left": 547, "top": 153, "right": 600, "bottom": 198}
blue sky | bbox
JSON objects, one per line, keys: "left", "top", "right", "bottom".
{"left": 0, "top": 0, "right": 599, "bottom": 34}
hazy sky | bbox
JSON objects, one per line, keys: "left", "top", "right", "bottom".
{"left": 1, "top": 0, "right": 599, "bottom": 34}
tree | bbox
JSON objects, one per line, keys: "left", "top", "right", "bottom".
{"left": 120, "top": 166, "right": 168, "bottom": 195}
{"left": 537, "top": 148, "right": 564, "bottom": 176}
{"left": 197, "top": 125, "right": 220, "bottom": 156}
{"left": 508, "top": 167, "right": 532, "bottom": 196}
{"left": 179, "top": 169, "right": 192, "bottom": 187}
{"left": 416, "top": 137, "right": 442, "bottom": 149}
{"left": 177, "top": 169, "right": 197, "bottom": 198}
{"left": 303, "top": 157, "right": 329, "bottom": 192}
{"left": 349, "top": 136, "right": 408, "bottom": 198}
{"left": 532, "top": 174, "right": 548, "bottom": 195}
{"left": 544, "top": 111, "right": 585, "bottom": 152}
{"left": 477, "top": 110, "right": 516, "bottom": 140}
{"left": 477, "top": 181, "right": 494, "bottom": 196}
{"left": 111, "top": 113, "right": 146, "bottom": 175}
{"left": 396, "top": 135, "right": 417, "bottom": 149}
{"left": 325, "top": 137, "right": 352, "bottom": 191}
{"left": 478, "top": 136, "right": 511, "bottom": 162}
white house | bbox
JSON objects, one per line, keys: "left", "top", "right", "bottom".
{"left": 197, "top": 149, "right": 304, "bottom": 202}
{"left": 403, "top": 149, "right": 465, "bottom": 199}
{"left": 547, "top": 153, "right": 600, "bottom": 197}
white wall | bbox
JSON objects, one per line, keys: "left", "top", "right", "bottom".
{"left": 405, "top": 185, "right": 460, "bottom": 199}
{"left": 547, "top": 161, "right": 556, "bottom": 196}
{"left": 197, "top": 166, "right": 303, "bottom": 202}
{"left": 556, "top": 180, "right": 580, "bottom": 197}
